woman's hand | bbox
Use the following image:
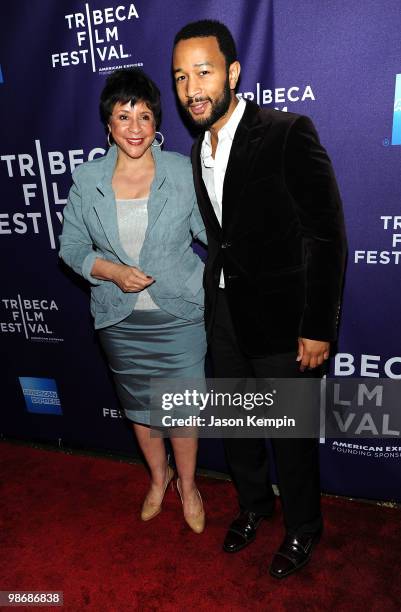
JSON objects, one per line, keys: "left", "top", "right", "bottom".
{"left": 112, "top": 263, "right": 154, "bottom": 293}
{"left": 91, "top": 258, "right": 154, "bottom": 292}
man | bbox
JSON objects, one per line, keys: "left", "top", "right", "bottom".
{"left": 172, "top": 20, "right": 346, "bottom": 578}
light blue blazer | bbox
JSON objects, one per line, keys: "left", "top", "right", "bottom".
{"left": 59, "top": 144, "right": 206, "bottom": 329}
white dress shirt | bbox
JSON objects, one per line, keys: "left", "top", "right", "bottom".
{"left": 201, "top": 97, "right": 246, "bottom": 287}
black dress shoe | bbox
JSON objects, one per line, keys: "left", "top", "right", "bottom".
{"left": 223, "top": 510, "right": 270, "bottom": 553}
{"left": 269, "top": 529, "right": 322, "bottom": 579}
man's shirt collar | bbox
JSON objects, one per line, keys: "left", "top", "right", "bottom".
{"left": 201, "top": 97, "right": 246, "bottom": 165}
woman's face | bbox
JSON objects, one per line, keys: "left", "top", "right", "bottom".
{"left": 108, "top": 100, "right": 156, "bottom": 161}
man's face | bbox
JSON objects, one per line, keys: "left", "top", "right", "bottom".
{"left": 173, "top": 36, "right": 239, "bottom": 130}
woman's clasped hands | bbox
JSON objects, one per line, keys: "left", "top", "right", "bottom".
{"left": 112, "top": 263, "right": 154, "bottom": 293}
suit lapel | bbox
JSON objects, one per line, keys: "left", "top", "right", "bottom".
{"left": 192, "top": 101, "right": 271, "bottom": 236}
{"left": 222, "top": 101, "right": 270, "bottom": 230}
{"left": 192, "top": 137, "right": 222, "bottom": 238}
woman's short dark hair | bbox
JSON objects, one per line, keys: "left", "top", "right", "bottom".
{"left": 99, "top": 67, "right": 161, "bottom": 129}
{"left": 173, "top": 20, "right": 237, "bottom": 68}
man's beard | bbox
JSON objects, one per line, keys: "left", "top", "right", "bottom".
{"left": 183, "top": 76, "right": 232, "bottom": 130}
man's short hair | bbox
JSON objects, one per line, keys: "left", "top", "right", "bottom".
{"left": 173, "top": 20, "right": 237, "bottom": 67}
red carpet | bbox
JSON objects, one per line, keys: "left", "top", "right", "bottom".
{"left": 1, "top": 442, "right": 400, "bottom": 611}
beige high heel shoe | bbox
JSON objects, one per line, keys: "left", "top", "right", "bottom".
{"left": 176, "top": 478, "right": 205, "bottom": 534}
{"left": 141, "top": 465, "right": 174, "bottom": 521}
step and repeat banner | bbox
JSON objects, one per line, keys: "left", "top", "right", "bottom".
{"left": 1, "top": 1, "right": 401, "bottom": 501}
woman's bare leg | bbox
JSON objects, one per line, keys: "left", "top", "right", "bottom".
{"left": 171, "top": 431, "right": 203, "bottom": 517}
{"left": 133, "top": 423, "right": 169, "bottom": 506}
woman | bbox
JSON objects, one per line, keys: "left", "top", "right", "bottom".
{"left": 59, "top": 68, "right": 206, "bottom": 533}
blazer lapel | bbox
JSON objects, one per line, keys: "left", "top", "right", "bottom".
{"left": 222, "top": 101, "right": 271, "bottom": 230}
{"left": 191, "top": 137, "right": 222, "bottom": 238}
{"left": 93, "top": 145, "right": 132, "bottom": 263}
{"left": 146, "top": 145, "right": 168, "bottom": 235}
{"left": 93, "top": 145, "right": 169, "bottom": 263}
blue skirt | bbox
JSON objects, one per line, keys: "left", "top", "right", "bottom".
{"left": 98, "top": 309, "right": 207, "bottom": 425}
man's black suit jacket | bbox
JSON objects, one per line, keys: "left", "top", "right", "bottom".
{"left": 191, "top": 100, "right": 347, "bottom": 357}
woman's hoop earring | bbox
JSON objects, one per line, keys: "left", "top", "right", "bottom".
{"left": 152, "top": 131, "right": 164, "bottom": 147}
{"left": 107, "top": 132, "right": 112, "bottom": 147}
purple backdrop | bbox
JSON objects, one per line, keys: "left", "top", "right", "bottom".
{"left": 1, "top": 0, "right": 401, "bottom": 501}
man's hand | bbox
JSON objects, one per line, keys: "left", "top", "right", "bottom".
{"left": 297, "top": 338, "right": 330, "bottom": 371}
{"left": 112, "top": 264, "right": 154, "bottom": 293}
